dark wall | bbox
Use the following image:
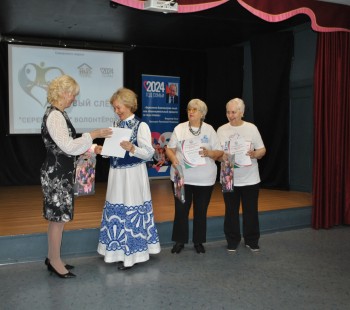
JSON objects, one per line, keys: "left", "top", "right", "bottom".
{"left": 251, "top": 32, "right": 294, "bottom": 190}
{"left": 205, "top": 47, "right": 244, "bottom": 129}
{"left": 289, "top": 25, "right": 316, "bottom": 192}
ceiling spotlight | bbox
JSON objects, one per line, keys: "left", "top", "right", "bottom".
{"left": 144, "top": 0, "right": 179, "bottom": 13}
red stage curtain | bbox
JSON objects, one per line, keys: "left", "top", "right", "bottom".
{"left": 312, "top": 32, "right": 350, "bottom": 228}
{"left": 237, "top": 0, "right": 350, "bottom": 32}
{"left": 237, "top": 0, "right": 350, "bottom": 228}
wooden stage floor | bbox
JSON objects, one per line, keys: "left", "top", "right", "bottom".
{"left": 0, "top": 180, "right": 312, "bottom": 237}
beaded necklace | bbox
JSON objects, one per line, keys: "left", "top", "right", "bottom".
{"left": 189, "top": 121, "right": 202, "bottom": 136}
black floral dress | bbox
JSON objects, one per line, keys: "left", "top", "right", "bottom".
{"left": 40, "top": 106, "right": 77, "bottom": 222}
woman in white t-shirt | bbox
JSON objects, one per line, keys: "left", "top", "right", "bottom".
{"left": 166, "top": 99, "right": 223, "bottom": 254}
{"left": 217, "top": 98, "right": 266, "bottom": 253}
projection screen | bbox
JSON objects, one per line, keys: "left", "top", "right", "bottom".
{"left": 8, "top": 44, "right": 124, "bottom": 134}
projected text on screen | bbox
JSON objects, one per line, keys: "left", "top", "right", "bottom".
{"left": 8, "top": 44, "right": 124, "bottom": 134}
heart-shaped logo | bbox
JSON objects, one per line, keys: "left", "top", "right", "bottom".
{"left": 18, "top": 62, "right": 65, "bottom": 107}
{"left": 143, "top": 80, "right": 148, "bottom": 90}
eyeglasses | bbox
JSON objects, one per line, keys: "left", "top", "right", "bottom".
{"left": 187, "top": 108, "right": 198, "bottom": 113}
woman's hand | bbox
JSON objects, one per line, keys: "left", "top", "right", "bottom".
{"left": 120, "top": 141, "right": 135, "bottom": 153}
{"left": 200, "top": 147, "right": 209, "bottom": 157}
{"left": 200, "top": 147, "right": 224, "bottom": 161}
{"left": 89, "top": 128, "right": 113, "bottom": 140}
{"left": 94, "top": 145, "right": 103, "bottom": 154}
{"left": 247, "top": 147, "right": 266, "bottom": 160}
{"left": 222, "top": 152, "right": 229, "bottom": 161}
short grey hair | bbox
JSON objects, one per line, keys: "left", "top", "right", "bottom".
{"left": 226, "top": 98, "right": 245, "bottom": 114}
{"left": 187, "top": 99, "right": 208, "bottom": 120}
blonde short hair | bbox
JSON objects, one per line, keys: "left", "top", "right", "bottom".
{"left": 187, "top": 99, "right": 208, "bottom": 120}
{"left": 110, "top": 87, "right": 138, "bottom": 113}
{"left": 47, "top": 75, "right": 80, "bottom": 105}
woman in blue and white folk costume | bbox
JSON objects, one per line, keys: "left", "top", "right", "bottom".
{"left": 97, "top": 87, "right": 161, "bottom": 270}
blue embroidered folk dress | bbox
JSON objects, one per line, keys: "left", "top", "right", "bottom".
{"left": 97, "top": 115, "right": 161, "bottom": 267}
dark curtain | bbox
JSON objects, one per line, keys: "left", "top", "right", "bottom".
{"left": 250, "top": 31, "right": 294, "bottom": 190}
{"left": 205, "top": 47, "right": 244, "bottom": 130}
{"left": 205, "top": 47, "right": 244, "bottom": 180}
{"left": 312, "top": 32, "right": 350, "bottom": 228}
{"left": 124, "top": 47, "right": 207, "bottom": 124}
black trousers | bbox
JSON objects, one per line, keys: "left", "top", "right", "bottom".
{"left": 171, "top": 182, "right": 214, "bottom": 244}
{"left": 223, "top": 184, "right": 260, "bottom": 247}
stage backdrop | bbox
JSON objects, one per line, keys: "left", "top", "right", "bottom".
{"left": 141, "top": 74, "right": 180, "bottom": 178}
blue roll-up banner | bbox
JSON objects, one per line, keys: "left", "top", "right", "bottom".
{"left": 141, "top": 74, "right": 180, "bottom": 178}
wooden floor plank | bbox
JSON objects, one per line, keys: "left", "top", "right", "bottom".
{"left": 0, "top": 180, "right": 312, "bottom": 236}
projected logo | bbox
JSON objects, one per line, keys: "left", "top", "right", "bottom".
{"left": 100, "top": 67, "right": 114, "bottom": 78}
{"left": 18, "top": 62, "right": 65, "bottom": 106}
{"left": 78, "top": 63, "right": 92, "bottom": 78}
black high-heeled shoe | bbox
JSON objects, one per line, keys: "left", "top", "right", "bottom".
{"left": 45, "top": 258, "right": 74, "bottom": 270}
{"left": 117, "top": 264, "right": 132, "bottom": 271}
{"left": 47, "top": 262, "right": 76, "bottom": 279}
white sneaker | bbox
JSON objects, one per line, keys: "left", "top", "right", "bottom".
{"left": 227, "top": 245, "right": 237, "bottom": 252}
{"left": 245, "top": 244, "right": 260, "bottom": 252}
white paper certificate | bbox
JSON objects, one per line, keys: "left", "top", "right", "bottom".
{"left": 101, "top": 127, "right": 132, "bottom": 158}
{"left": 181, "top": 136, "right": 206, "bottom": 168}
{"left": 229, "top": 136, "right": 252, "bottom": 167}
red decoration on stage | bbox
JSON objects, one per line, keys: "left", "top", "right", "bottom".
{"left": 237, "top": 0, "right": 350, "bottom": 32}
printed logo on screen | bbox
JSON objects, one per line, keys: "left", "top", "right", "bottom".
{"left": 18, "top": 62, "right": 64, "bottom": 107}
{"left": 78, "top": 63, "right": 92, "bottom": 78}
{"left": 100, "top": 67, "right": 114, "bottom": 78}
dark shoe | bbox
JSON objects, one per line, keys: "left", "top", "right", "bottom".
{"left": 45, "top": 257, "right": 74, "bottom": 270}
{"left": 245, "top": 244, "right": 260, "bottom": 252}
{"left": 118, "top": 264, "right": 132, "bottom": 270}
{"left": 47, "top": 262, "right": 76, "bottom": 278}
{"left": 171, "top": 243, "right": 184, "bottom": 254}
{"left": 194, "top": 243, "right": 205, "bottom": 253}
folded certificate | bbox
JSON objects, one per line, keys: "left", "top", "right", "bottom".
{"left": 101, "top": 127, "right": 132, "bottom": 158}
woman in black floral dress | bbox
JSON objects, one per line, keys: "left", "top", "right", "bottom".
{"left": 41, "top": 75, "right": 112, "bottom": 278}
